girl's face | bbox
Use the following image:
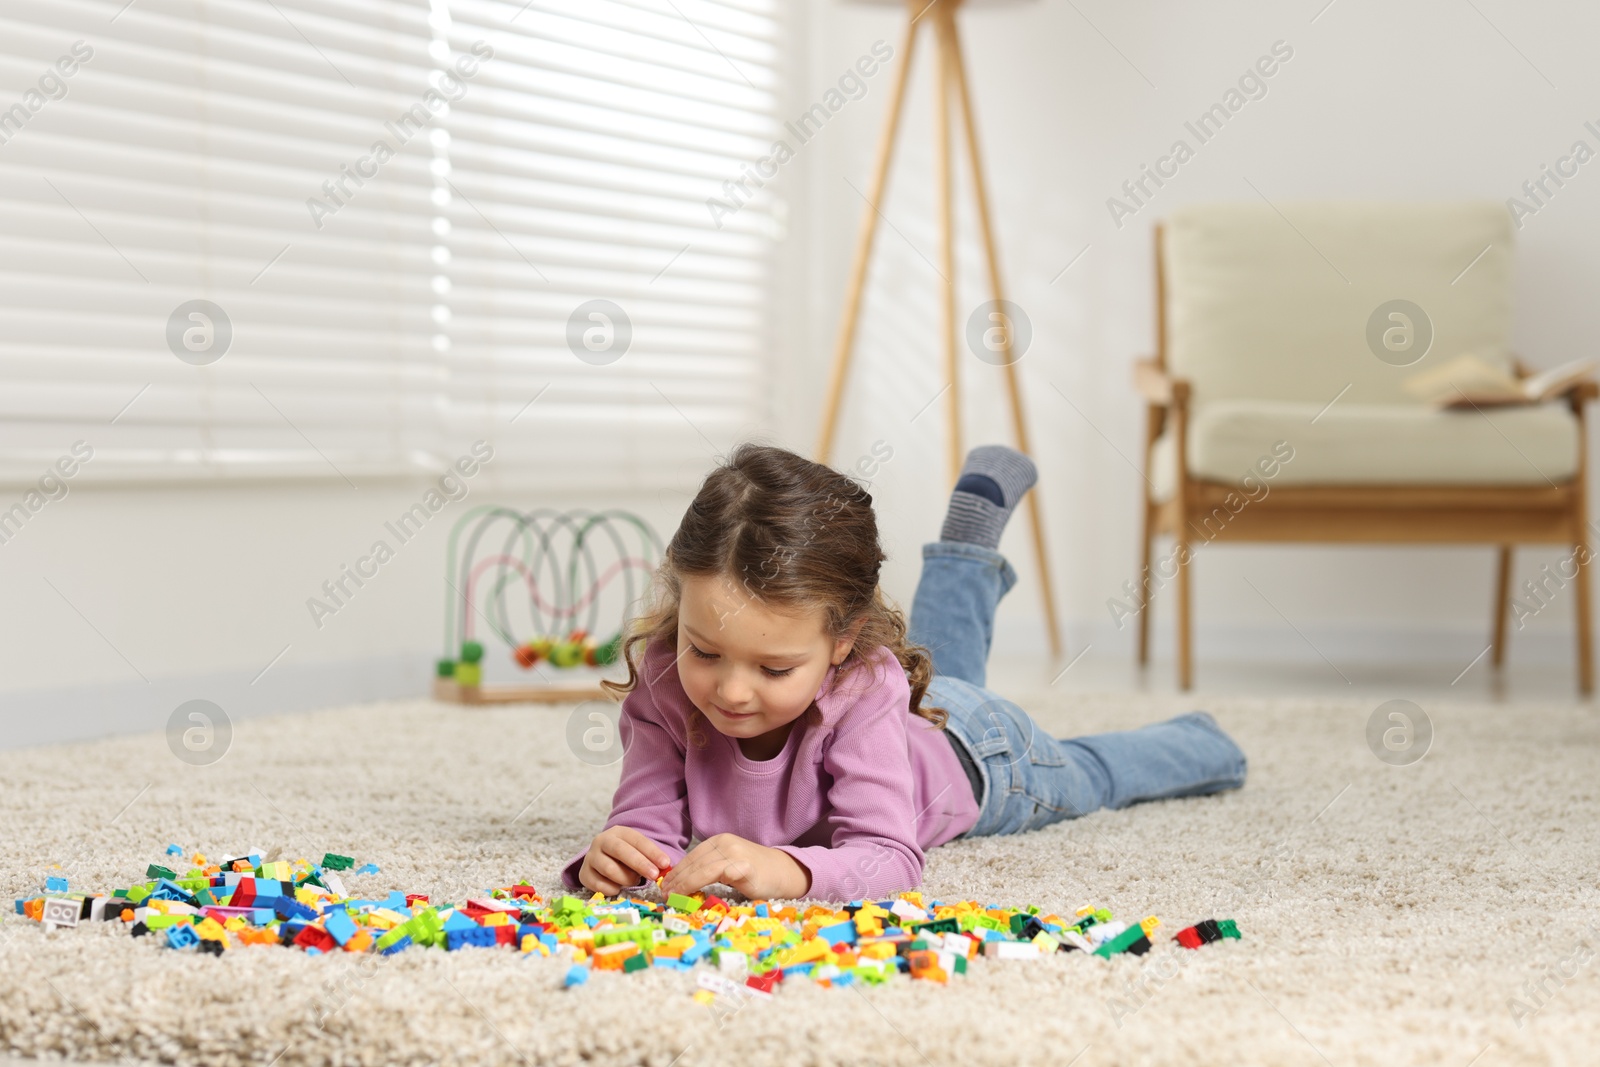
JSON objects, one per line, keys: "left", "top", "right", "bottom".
{"left": 676, "top": 573, "right": 858, "bottom": 746}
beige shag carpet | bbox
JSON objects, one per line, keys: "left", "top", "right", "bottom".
{"left": 2, "top": 689, "right": 1598, "bottom": 1067}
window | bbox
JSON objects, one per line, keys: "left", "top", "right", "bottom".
{"left": 441, "top": 0, "right": 784, "bottom": 491}
{"left": 0, "top": 0, "right": 438, "bottom": 483}
{"left": 0, "top": 0, "right": 783, "bottom": 491}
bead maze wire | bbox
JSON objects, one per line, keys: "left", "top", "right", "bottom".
{"left": 435, "top": 506, "right": 663, "bottom": 703}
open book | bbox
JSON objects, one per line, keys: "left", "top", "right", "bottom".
{"left": 1402, "top": 354, "right": 1595, "bottom": 409}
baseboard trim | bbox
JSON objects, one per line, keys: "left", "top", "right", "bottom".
{"left": 0, "top": 653, "right": 430, "bottom": 751}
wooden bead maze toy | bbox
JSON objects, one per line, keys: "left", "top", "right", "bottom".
{"left": 434, "top": 506, "right": 663, "bottom": 704}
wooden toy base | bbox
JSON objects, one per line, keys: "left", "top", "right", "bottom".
{"left": 432, "top": 678, "right": 611, "bottom": 705}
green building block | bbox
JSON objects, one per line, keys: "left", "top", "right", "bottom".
{"left": 666, "top": 892, "right": 702, "bottom": 914}
{"left": 851, "top": 965, "right": 888, "bottom": 985}
{"left": 913, "top": 918, "right": 960, "bottom": 936}
{"left": 1093, "top": 925, "right": 1150, "bottom": 959}
{"left": 321, "top": 853, "right": 354, "bottom": 871}
{"left": 146, "top": 864, "right": 176, "bottom": 880}
{"left": 553, "top": 896, "right": 590, "bottom": 926}
{"left": 1218, "top": 919, "right": 1241, "bottom": 940}
{"left": 374, "top": 926, "right": 408, "bottom": 951}
{"left": 595, "top": 924, "right": 655, "bottom": 950}
{"left": 405, "top": 908, "right": 444, "bottom": 948}
{"left": 622, "top": 952, "right": 648, "bottom": 973}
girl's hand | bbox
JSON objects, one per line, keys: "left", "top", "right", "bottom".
{"left": 578, "top": 826, "right": 671, "bottom": 896}
{"left": 659, "top": 833, "right": 812, "bottom": 901}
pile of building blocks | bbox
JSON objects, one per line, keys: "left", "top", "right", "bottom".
{"left": 15, "top": 848, "right": 1241, "bottom": 1003}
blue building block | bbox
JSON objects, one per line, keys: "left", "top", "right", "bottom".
{"left": 681, "top": 943, "right": 710, "bottom": 965}
{"left": 564, "top": 966, "right": 588, "bottom": 988}
{"left": 150, "top": 879, "right": 196, "bottom": 904}
{"left": 166, "top": 925, "right": 200, "bottom": 950}
{"left": 446, "top": 926, "right": 497, "bottom": 951}
{"left": 275, "top": 898, "right": 315, "bottom": 922}
{"left": 323, "top": 909, "right": 357, "bottom": 946}
{"left": 378, "top": 934, "right": 413, "bottom": 956}
{"left": 442, "top": 910, "right": 479, "bottom": 932}
{"left": 817, "top": 920, "right": 857, "bottom": 945}
{"left": 45, "top": 877, "right": 67, "bottom": 893}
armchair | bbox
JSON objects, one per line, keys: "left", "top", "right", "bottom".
{"left": 1135, "top": 201, "right": 1594, "bottom": 691}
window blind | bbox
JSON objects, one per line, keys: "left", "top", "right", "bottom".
{"left": 0, "top": 0, "right": 442, "bottom": 483}
{"left": 440, "top": 0, "right": 783, "bottom": 492}
{"left": 0, "top": 0, "right": 783, "bottom": 489}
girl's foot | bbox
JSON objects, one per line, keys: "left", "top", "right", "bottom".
{"left": 939, "top": 445, "right": 1038, "bottom": 549}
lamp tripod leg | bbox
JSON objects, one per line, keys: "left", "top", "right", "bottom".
{"left": 938, "top": 6, "right": 1064, "bottom": 660}
{"left": 815, "top": 16, "right": 921, "bottom": 467}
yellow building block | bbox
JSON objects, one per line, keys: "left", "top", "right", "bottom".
{"left": 786, "top": 938, "right": 830, "bottom": 965}
{"left": 859, "top": 941, "right": 897, "bottom": 960}
{"left": 194, "top": 918, "right": 226, "bottom": 941}
{"left": 481, "top": 912, "right": 513, "bottom": 927}
{"left": 655, "top": 935, "right": 696, "bottom": 959}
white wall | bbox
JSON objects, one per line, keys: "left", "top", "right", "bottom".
{"left": 0, "top": 477, "right": 694, "bottom": 746}
{"left": 776, "top": 0, "right": 1600, "bottom": 677}
{"left": 9, "top": 0, "right": 1600, "bottom": 749}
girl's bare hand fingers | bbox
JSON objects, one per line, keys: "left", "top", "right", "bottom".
{"left": 593, "top": 852, "right": 643, "bottom": 889}
{"left": 609, "top": 840, "right": 661, "bottom": 881}
{"left": 579, "top": 861, "right": 620, "bottom": 896}
{"left": 613, "top": 827, "right": 669, "bottom": 869}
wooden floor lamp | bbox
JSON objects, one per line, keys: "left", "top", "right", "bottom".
{"left": 814, "top": 0, "right": 1062, "bottom": 659}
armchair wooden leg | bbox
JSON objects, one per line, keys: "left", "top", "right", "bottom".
{"left": 1137, "top": 502, "right": 1154, "bottom": 666}
{"left": 1492, "top": 545, "right": 1512, "bottom": 668}
{"left": 1175, "top": 538, "right": 1193, "bottom": 691}
{"left": 1576, "top": 538, "right": 1594, "bottom": 696}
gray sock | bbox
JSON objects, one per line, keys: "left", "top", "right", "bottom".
{"left": 939, "top": 445, "right": 1037, "bottom": 549}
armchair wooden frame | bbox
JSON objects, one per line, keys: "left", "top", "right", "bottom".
{"left": 1136, "top": 222, "right": 1597, "bottom": 693}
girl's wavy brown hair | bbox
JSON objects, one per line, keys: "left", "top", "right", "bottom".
{"left": 600, "top": 440, "right": 946, "bottom": 741}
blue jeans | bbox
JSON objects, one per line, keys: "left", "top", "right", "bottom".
{"left": 908, "top": 540, "right": 1247, "bottom": 839}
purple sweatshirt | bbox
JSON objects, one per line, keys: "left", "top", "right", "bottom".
{"left": 560, "top": 637, "right": 981, "bottom": 901}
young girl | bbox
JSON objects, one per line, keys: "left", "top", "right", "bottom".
{"left": 560, "top": 442, "right": 1246, "bottom": 902}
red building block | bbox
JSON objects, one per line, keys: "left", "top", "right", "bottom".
{"left": 295, "top": 925, "right": 337, "bottom": 952}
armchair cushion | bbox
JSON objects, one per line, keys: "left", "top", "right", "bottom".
{"left": 1164, "top": 201, "right": 1515, "bottom": 406}
{"left": 1149, "top": 398, "right": 1579, "bottom": 503}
